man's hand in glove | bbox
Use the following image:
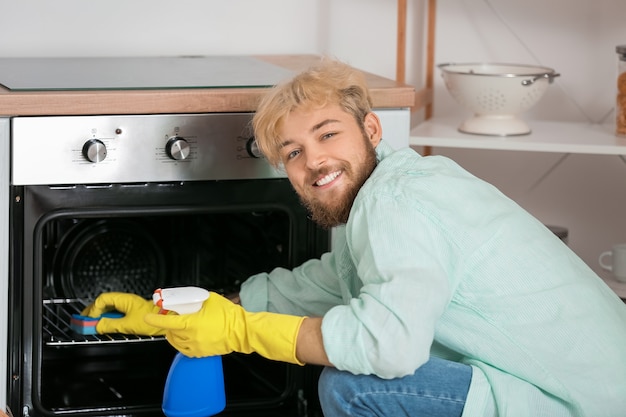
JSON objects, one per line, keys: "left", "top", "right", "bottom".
{"left": 144, "top": 292, "right": 306, "bottom": 365}
{"left": 81, "top": 292, "right": 168, "bottom": 336}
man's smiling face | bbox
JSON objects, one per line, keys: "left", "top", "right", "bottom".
{"left": 278, "top": 104, "right": 382, "bottom": 228}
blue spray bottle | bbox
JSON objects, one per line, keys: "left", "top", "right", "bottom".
{"left": 153, "top": 287, "right": 226, "bottom": 417}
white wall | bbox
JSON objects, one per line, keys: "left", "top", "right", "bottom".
{"left": 0, "top": 0, "right": 399, "bottom": 79}
{"left": 1, "top": 0, "right": 625, "bottom": 277}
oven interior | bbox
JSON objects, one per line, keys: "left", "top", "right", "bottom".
{"left": 11, "top": 182, "right": 328, "bottom": 417}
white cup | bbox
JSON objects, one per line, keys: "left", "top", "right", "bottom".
{"left": 599, "top": 243, "right": 626, "bottom": 282}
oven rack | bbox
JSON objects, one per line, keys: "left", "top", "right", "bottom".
{"left": 43, "top": 298, "right": 166, "bottom": 346}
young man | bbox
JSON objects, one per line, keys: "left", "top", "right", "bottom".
{"left": 84, "top": 59, "right": 626, "bottom": 416}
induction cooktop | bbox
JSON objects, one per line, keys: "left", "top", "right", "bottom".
{"left": 0, "top": 56, "right": 294, "bottom": 91}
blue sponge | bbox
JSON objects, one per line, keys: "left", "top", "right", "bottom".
{"left": 70, "top": 311, "right": 124, "bottom": 335}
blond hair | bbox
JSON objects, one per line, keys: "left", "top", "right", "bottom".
{"left": 252, "top": 58, "right": 373, "bottom": 166}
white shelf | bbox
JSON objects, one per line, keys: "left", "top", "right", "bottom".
{"left": 410, "top": 117, "right": 626, "bottom": 155}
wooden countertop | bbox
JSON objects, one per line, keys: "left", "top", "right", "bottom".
{"left": 0, "top": 55, "right": 415, "bottom": 116}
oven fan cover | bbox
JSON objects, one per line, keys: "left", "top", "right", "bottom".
{"left": 52, "top": 219, "right": 166, "bottom": 300}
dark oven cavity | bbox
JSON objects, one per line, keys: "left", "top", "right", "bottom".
{"left": 9, "top": 114, "right": 329, "bottom": 417}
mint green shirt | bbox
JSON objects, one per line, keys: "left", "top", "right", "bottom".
{"left": 241, "top": 140, "right": 626, "bottom": 417}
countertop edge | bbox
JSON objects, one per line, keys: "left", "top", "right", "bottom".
{"left": 0, "top": 55, "right": 415, "bottom": 116}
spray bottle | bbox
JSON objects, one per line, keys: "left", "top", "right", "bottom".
{"left": 153, "top": 287, "right": 226, "bottom": 417}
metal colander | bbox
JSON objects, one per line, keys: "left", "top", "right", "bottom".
{"left": 52, "top": 219, "right": 166, "bottom": 300}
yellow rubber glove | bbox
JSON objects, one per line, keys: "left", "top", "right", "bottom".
{"left": 81, "top": 292, "right": 168, "bottom": 336}
{"left": 144, "top": 292, "right": 306, "bottom": 365}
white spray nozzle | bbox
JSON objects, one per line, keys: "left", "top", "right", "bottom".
{"left": 153, "top": 286, "right": 210, "bottom": 314}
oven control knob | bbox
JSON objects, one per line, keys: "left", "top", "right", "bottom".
{"left": 82, "top": 139, "right": 107, "bottom": 163}
{"left": 166, "top": 136, "right": 191, "bottom": 160}
{"left": 246, "top": 137, "right": 263, "bottom": 158}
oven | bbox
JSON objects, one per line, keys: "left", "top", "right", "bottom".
{"left": 5, "top": 113, "right": 329, "bottom": 417}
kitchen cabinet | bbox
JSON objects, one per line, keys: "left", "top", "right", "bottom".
{"left": 0, "top": 119, "right": 7, "bottom": 417}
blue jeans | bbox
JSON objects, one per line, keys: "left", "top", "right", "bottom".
{"left": 318, "top": 356, "right": 472, "bottom": 417}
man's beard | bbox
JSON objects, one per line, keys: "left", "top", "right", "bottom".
{"left": 299, "top": 139, "right": 378, "bottom": 229}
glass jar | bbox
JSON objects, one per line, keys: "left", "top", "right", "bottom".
{"left": 616, "top": 45, "right": 626, "bottom": 136}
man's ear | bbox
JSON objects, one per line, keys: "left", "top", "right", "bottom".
{"left": 363, "top": 112, "right": 383, "bottom": 147}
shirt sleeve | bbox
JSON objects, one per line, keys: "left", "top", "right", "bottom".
{"left": 321, "top": 187, "right": 455, "bottom": 379}
{"left": 240, "top": 228, "right": 350, "bottom": 317}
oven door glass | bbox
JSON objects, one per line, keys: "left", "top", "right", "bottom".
{"left": 10, "top": 179, "right": 328, "bottom": 417}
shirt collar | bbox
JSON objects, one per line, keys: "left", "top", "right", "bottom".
{"left": 375, "top": 139, "right": 395, "bottom": 163}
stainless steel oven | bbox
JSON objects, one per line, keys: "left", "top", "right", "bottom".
{"left": 6, "top": 113, "right": 329, "bottom": 417}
